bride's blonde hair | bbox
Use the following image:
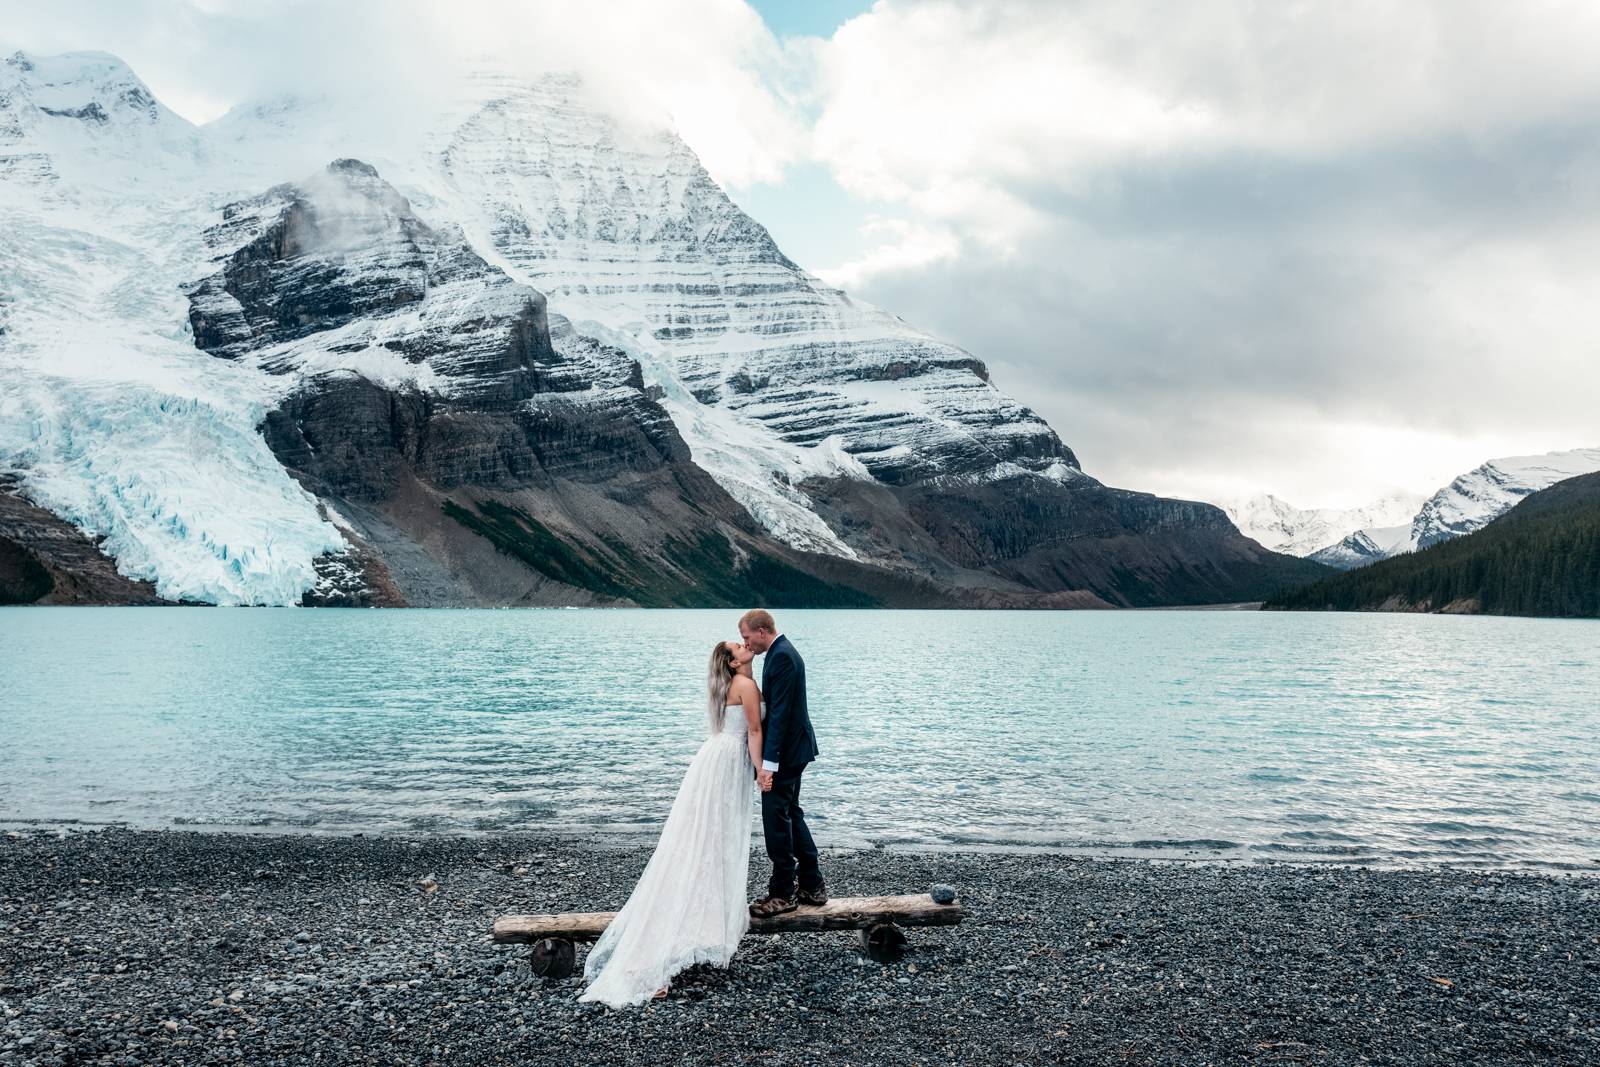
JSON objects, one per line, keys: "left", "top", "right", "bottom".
{"left": 706, "top": 640, "right": 738, "bottom": 736}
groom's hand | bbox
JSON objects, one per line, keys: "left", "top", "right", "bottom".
{"left": 758, "top": 770, "right": 774, "bottom": 792}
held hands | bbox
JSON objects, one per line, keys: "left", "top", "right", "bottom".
{"left": 757, "top": 769, "right": 774, "bottom": 793}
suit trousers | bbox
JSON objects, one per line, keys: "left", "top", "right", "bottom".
{"left": 761, "top": 765, "right": 822, "bottom": 897}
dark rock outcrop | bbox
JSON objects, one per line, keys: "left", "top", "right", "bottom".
{"left": 805, "top": 472, "right": 1327, "bottom": 608}
{"left": 301, "top": 527, "right": 406, "bottom": 608}
{"left": 0, "top": 476, "right": 170, "bottom": 605}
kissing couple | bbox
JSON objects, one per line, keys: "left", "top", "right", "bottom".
{"left": 579, "top": 609, "right": 827, "bottom": 1009}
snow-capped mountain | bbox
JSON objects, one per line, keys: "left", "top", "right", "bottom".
{"left": 1223, "top": 493, "right": 1423, "bottom": 558}
{"left": 1409, "top": 447, "right": 1600, "bottom": 549}
{"left": 206, "top": 70, "right": 1080, "bottom": 557}
{"left": 1234, "top": 446, "right": 1600, "bottom": 572}
{"left": 1268, "top": 471, "right": 1600, "bottom": 617}
{"left": 1, "top": 51, "right": 1325, "bottom": 608}
{"left": 440, "top": 75, "right": 1074, "bottom": 483}
{"left": 1307, "top": 523, "right": 1414, "bottom": 570}
{"left": 0, "top": 49, "right": 209, "bottom": 184}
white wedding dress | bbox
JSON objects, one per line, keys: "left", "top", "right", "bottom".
{"left": 578, "top": 703, "right": 759, "bottom": 1008}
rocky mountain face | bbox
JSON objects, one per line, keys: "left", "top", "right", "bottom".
{"left": 1, "top": 51, "right": 1327, "bottom": 608}
{"left": 436, "top": 75, "right": 1074, "bottom": 489}
{"left": 182, "top": 157, "right": 910, "bottom": 607}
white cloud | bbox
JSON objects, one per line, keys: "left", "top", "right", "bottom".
{"left": 814, "top": 216, "right": 959, "bottom": 290}
{"left": 814, "top": 0, "right": 1600, "bottom": 229}
{"left": 810, "top": 0, "right": 1600, "bottom": 504}
{"left": 413, "top": 0, "right": 810, "bottom": 188}
{"left": 1, "top": 0, "right": 809, "bottom": 189}
{"left": 815, "top": 3, "right": 1221, "bottom": 205}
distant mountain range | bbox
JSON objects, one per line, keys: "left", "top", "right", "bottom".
{"left": 1265, "top": 472, "right": 1600, "bottom": 618}
{"left": 1225, "top": 446, "right": 1600, "bottom": 571}
{"left": 1223, "top": 492, "right": 1423, "bottom": 560}
{"left": 0, "top": 51, "right": 1323, "bottom": 608}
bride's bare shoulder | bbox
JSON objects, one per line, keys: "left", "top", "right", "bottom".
{"left": 728, "top": 675, "right": 759, "bottom": 700}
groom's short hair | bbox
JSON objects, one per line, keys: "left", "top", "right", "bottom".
{"left": 740, "top": 609, "right": 776, "bottom": 634}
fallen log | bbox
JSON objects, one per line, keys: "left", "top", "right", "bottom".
{"left": 492, "top": 891, "right": 964, "bottom": 944}
{"left": 493, "top": 890, "right": 965, "bottom": 976}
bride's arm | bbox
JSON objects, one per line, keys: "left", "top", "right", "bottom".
{"left": 740, "top": 681, "right": 764, "bottom": 771}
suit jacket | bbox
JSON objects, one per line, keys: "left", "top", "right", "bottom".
{"left": 760, "top": 634, "right": 818, "bottom": 773}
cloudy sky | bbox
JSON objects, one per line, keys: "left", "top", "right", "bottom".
{"left": 6, "top": 0, "right": 1599, "bottom": 509}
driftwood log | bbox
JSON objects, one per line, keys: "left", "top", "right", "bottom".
{"left": 494, "top": 891, "right": 964, "bottom": 977}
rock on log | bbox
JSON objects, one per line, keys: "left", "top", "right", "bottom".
{"left": 493, "top": 892, "right": 964, "bottom": 944}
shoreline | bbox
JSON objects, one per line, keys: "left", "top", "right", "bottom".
{"left": 3, "top": 827, "right": 1596, "bottom": 1064}
{"left": 8, "top": 819, "right": 1596, "bottom": 876}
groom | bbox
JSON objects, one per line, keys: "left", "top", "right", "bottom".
{"left": 739, "top": 609, "right": 827, "bottom": 916}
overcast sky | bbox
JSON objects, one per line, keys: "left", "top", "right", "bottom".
{"left": 5, "top": 0, "right": 1598, "bottom": 508}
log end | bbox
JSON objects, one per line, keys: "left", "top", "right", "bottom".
{"left": 529, "top": 937, "right": 576, "bottom": 979}
{"left": 861, "top": 922, "right": 908, "bottom": 962}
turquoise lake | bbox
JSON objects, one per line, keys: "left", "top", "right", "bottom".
{"left": 1, "top": 607, "right": 1596, "bottom": 871}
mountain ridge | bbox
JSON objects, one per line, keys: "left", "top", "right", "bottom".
{"left": 0, "top": 50, "right": 1325, "bottom": 608}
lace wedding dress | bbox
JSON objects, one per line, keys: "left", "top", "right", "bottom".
{"left": 578, "top": 704, "right": 759, "bottom": 1008}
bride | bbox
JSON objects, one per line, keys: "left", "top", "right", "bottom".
{"left": 578, "top": 639, "right": 764, "bottom": 1008}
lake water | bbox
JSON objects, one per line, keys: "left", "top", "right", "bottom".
{"left": 1, "top": 607, "right": 1596, "bottom": 872}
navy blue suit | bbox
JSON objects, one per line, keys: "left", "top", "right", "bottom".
{"left": 759, "top": 634, "right": 823, "bottom": 896}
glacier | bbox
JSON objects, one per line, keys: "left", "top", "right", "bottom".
{"left": 0, "top": 51, "right": 346, "bottom": 605}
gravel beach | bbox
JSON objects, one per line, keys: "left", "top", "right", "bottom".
{"left": 2, "top": 828, "right": 1595, "bottom": 1065}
